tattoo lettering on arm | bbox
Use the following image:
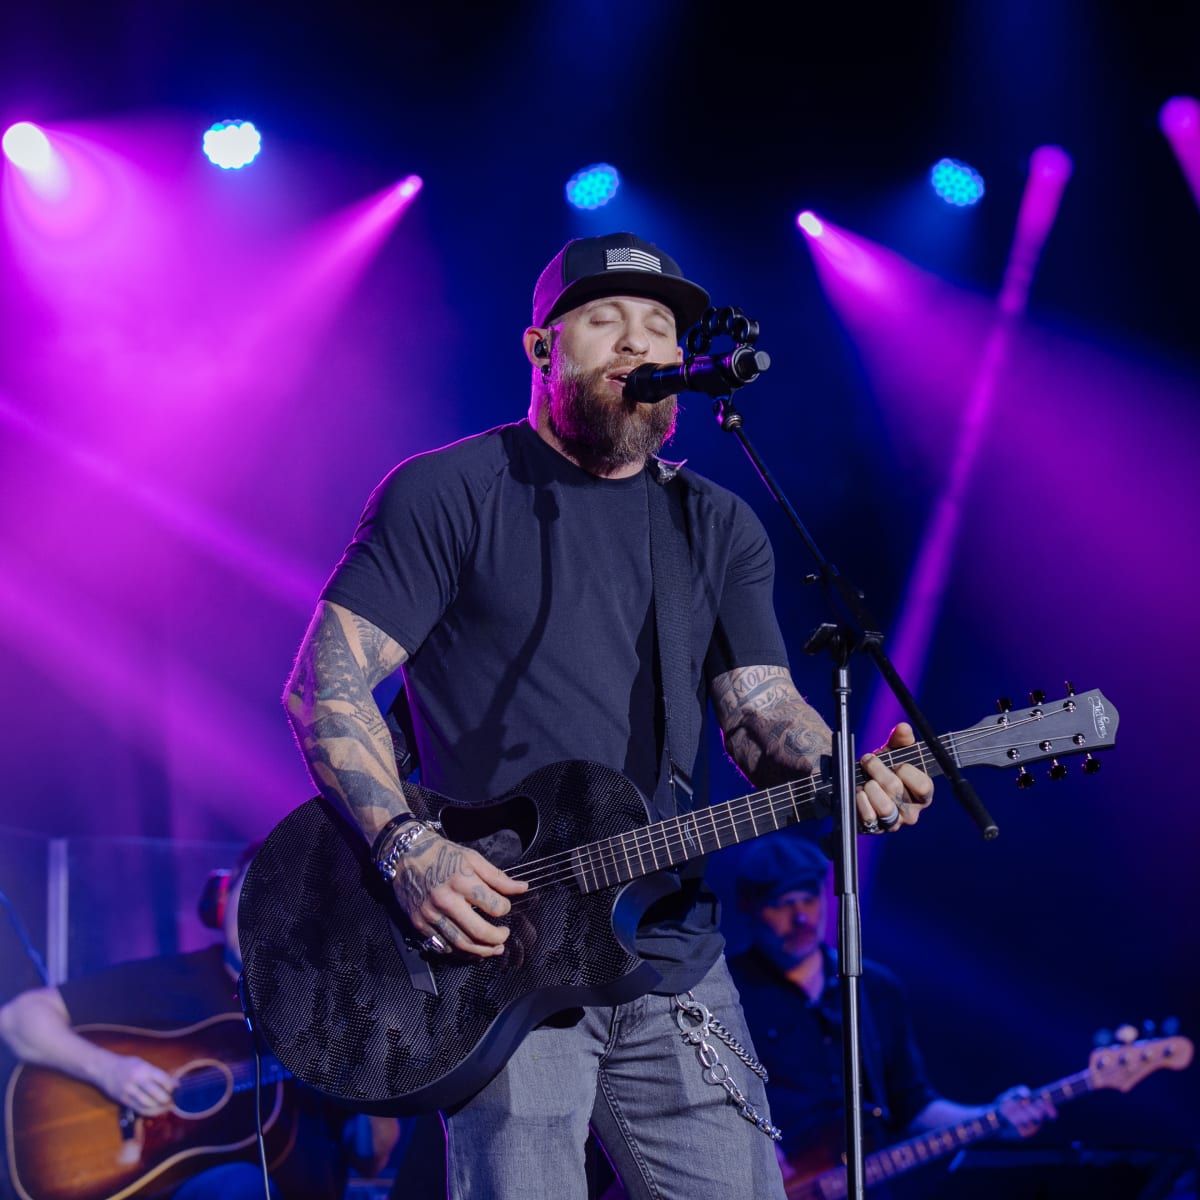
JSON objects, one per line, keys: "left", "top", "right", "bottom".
{"left": 710, "top": 664, "right": 833, "bottom": 787}
{"left": 285, "top": 601, "right": 411, "bottom": 841}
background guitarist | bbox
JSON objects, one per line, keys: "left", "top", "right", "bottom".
{"left": 282, "top": 231, "right": 936, "bottom": 1199}
{"left": 0, "top": 846, "right": 397, "bottom": 1200}
{"left": 728, "top": 837, "right": 1055, "bottom": 1194}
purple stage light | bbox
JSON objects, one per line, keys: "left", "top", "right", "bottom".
{"left": 930, "top": 157, "right": 985, "bottom": 207}
{"left": 202, "top": 120, "right": 262, "bottom": 170}
{"left": 862, "top": 144, "right": 1073, "bottom": 747}
{"left": 1160, "top": 96, "right": 1200, "bottom": 209}
{"left": 3, "top": 122, "right": 52, "bottom": 171}
{"left": 796, "top": 210, "right": 824, "bottom": 237}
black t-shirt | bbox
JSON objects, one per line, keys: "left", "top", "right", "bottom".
{"left": 323, "top": 419, "right": 788, "bottom": 991}
{"left": 58, "top": 945, "right": 356, "bottom": 1200}
{"left": 729, "top": 946, "right": 938, "bottom": 1162}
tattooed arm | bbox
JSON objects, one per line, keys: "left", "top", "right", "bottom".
{"left": 710, "top": 664, "right": 933, "bottom": 829}
{"left": 285, "top": 601, "right": 525, "bottom": 956}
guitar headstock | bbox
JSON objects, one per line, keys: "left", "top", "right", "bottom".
{"left": 952, "top": 686, "right": 1118, "bottom": 783}
{"left": 1088, "top": 1036, "right": 1193, "bottom": 1092}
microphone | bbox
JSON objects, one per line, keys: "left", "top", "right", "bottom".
{"left": 622, "top": 345, "right": 771, "bottom": 404}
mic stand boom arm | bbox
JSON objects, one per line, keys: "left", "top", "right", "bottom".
{"left": 699, "top": 309, "right": 998, "bottom": 1200}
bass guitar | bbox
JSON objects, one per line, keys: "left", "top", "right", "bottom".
{"left": 238, "top": 688, "right": 1118, "bottom": 1115}
{"left": 4, "top": 1013, "right": 295, "bottom": 1200}
{"left": 783, "top": 1033, "right": 1193, "bottom": 1198}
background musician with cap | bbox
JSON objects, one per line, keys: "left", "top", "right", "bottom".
{"left": 728, "top": 836, "right": 1054, "bottom": 1193}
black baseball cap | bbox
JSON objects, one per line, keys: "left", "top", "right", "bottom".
{"left": 736, "top": 836, "right": 831, "bottom": 908}
{"left": 532, "top": 232, "right": 710, "bottom": 333}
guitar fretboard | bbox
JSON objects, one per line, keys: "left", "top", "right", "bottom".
{"left": 567, "top": 737, "right": 955, "bottom": 894}
{"left": 818, "top": 1071, "right": 1092, "bottom": 1197}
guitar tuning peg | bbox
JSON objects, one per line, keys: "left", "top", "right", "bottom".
{"left": 1163, "top": 1016, "right": 1181, "bottom": 1036}
{"left": 1049, "top": 759, "right": 1068, "bottom": 780}
{"left": 996, "top": 696, "right": 1013, "bottom": 713}
{"left": 1093, "top": 1028, "right": 1113, "bottom": 1047}
{"left": 1064, "top": 680, "right": 1077, "bottom": 696}
{"left": 1016, "top": 767, "right": 1035, "bottom": 789}
{"left": 1142, "top": 1019, "right": 1157, "bottom": 1037}
{"left": 1115, "top": 1024, "right": 1138, "bottom": 1045}
{"left": 1082, "top": 754, "right": 1101, "bottom": 775}
{"left": 1028, "top": 689, "right": 1046, "bottom": 705}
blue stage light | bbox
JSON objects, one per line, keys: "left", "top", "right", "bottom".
{"left": 565, "top": 163, "right": 621, "bottom": 210}
{"left": 203, "top": 120, "right": 262, "bottom": 170}
{"left": 930, "top": 158, "right": 985, "bottom": 207}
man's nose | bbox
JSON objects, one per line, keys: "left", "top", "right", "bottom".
{"left": 616, "top": 324, "right": 651, "bottom": 357}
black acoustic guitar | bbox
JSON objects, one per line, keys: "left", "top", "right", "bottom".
{"left": 238, "top": 689, "right": 1117, "bottom": 1115}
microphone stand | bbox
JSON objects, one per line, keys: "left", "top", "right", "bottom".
{"left": 693, "top": 309, "right": 999, "bottom": 1200}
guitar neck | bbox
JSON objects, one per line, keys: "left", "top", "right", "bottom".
{"left": 840, "top": 1070, "right": 1092, "bottom": 1193}
{"left": 570, "top": 737, "right": 952, "bottom": 893}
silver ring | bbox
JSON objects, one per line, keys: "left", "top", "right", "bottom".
{"left": 420, "top": 933, "right": 448, "bottom": 954}
{"left": 878, "top": 806, "right": 902, "bottom": 829}
{"left": 861, "top": 819, "right": 881, "bottom": 834}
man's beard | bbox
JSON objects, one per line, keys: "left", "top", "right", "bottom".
{"left": 546, "top": 358, "right": 677, "bottom": 474}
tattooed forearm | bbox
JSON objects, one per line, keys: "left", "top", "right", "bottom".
{"left": 711, "top": 664, "right": 833, "bottom": 787}
{"left": 284, "top": 601, "right": 411, "bottom": 840}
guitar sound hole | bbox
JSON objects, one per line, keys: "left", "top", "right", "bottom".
{"left": 172, "top": 1059, "right": 233, "bottom": 1119}
{"left": 440, "top": 795, "right": 538, "bottom": 871}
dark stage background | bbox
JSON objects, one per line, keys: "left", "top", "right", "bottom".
{"left": 1, "top": 0, "right": 1196, "bottom": 1183}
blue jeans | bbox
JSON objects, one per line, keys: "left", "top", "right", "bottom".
{"left": 173, "top": 1163, "right": 279, "bottom": 1199}
{"left": 443, "top": 955, "right": 786, "bottom": 1199}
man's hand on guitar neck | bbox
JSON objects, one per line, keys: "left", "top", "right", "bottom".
{"left": 393, "top": 831, "right": 528, "bottom": 958}
{"left": 711, "top": 665, "right": 934, "bottom": 829}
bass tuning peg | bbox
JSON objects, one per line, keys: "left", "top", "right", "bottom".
{"left": 1064, "top": 680, "right": 1077, "bottom": 696}
{"left": 1016, "top": 767, "right": 1034, "bottom": 789}
{"left": 996, "top": 696, "right": 1013, "bottom": 713}
{"left": 1082, "top": 754, "right": 1101, "bottom": 775}
{"left": 1049, "top": 759, "right": 1068, "bottom": 780}
{"left": 1028, "top": 689, "right": 1046, "bottom": 705}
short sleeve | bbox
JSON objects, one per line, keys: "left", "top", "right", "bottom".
{"left": 703, "top": 499, "right": 789, "bottom": 681}
{"left": 321, "top": 451, "right": 486, "bottom": 655}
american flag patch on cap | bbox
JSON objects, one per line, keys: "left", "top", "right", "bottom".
{"left": 605, "top": 246, "right": 662, "bottom": 273}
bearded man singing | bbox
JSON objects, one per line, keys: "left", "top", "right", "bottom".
{"left": 282, "top": 232, "right": 935, "bottom": 1199}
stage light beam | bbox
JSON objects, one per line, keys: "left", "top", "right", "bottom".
{"left": 1160, "top": 96, "right": 1200, "bottom": 210}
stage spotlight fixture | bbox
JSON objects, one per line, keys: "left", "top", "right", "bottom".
{"left": 2, "top": 122, "right": 53, "bottom": 172}
{"left": 796, "top": 211, "right": 824, "bottom": 238}
{"left": 930, "top": 158, "right": 985, "bottom": 207}
{"left": 202, "top": 120, "right": 262, "bottom": 170}
{"left": 1160, "top": 96, "right": 1199, "bottom": 139}
{"left": 565, "top": 163, "right": 621, "bottom": 210}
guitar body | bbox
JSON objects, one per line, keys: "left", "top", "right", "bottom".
{"left": 238, "top": 760, "right": 673, "bottom": 1115}
{"left": 5, "top": 1015, "right": 296, "bottom": 1200}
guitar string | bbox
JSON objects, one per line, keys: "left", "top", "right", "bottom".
{"left": 503, "top": 712, "right": 1076, "bottom": 892}
{"left": 506, "top": 727, "right": 1079, "bottom": 899}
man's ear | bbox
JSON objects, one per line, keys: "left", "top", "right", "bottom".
{"left": 522, "top": 327, "right": 551, "bottom": 369}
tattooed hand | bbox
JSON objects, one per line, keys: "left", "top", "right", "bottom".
{"left": 393, "top": 834, "right": 528, "bottom": 957}
{"left": 856, "top": 722, "right": 934, "bottom": 832}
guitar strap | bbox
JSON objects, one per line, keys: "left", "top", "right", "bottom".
{"left": 646, "top": 460, "right": 697, "bottom": 816}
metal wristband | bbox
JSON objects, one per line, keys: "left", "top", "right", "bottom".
{"left": 375, "top": 819, "right": 441, "bottom": 883}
